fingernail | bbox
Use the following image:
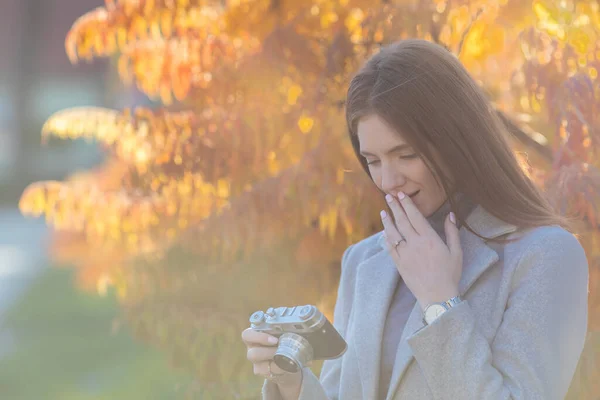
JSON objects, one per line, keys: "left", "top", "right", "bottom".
{"left": 380, "top": 210, "right": 387, "bottom": 218}
{"left": 398, "top": 192, "right": 406, "bottom": 200}
{"left": 268, "top": 336, "right": 278, "bottom": 344}
{"left": 449, "top": 212, "right": 456, "bottom": 224}
{"left": 385, "top": 194, "right": 393, "bottom": 203}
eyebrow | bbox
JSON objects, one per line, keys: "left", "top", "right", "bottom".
{"left": 359, "top": 143, "right": 412, "bottom": 157}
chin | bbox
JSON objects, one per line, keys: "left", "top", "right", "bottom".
{"left": 422, "top": 209, "right": 433, "bottom": 218}
{"left": 417, "top": 203, "right": 432, "bottom": 218}
{"left": 412, "top": 202, "right": 425, "bottom": 215}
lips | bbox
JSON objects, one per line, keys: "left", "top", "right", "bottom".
{"left": 409, "top": 190, "right": 420, "bottom": 198}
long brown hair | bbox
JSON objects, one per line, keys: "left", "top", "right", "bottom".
{"left": 345, "top": 39, "right": 577, "bottom": 243}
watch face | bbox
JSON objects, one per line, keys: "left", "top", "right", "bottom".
{"left": 424, "top": 304, "right": 446, "bottom": 324}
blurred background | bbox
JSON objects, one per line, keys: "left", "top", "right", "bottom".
{"left": 2, "top": 0, "right": 600, "bottom": 399}
{"left": 0, "top": 0, "right": 193, "bottom": 399}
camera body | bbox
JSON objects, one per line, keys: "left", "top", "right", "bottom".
{"left": 249, "top": 305, "right": 347, "bottom": 373}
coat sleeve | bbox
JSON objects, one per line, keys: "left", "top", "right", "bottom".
{"left": 262, "top": 243, "right": 357, "bottom": 400}
{"left": 405, "top": 227, "right": 589, "bottom": 400}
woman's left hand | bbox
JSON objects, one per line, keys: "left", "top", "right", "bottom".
{"left": 381, "top": 191, "right": 463, "bottom": 311}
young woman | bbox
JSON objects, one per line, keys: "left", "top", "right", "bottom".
{"left": 242, "top": 39, "right": 589, "bottom": 400}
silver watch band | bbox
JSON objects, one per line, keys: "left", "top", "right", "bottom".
{"left": 442, "top": 295, "right": 462, "bottom": 310}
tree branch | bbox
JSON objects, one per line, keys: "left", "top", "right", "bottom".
{"left": 456, "top": 7, "right": 484, "bottom": 57}
{"left": 495, "top": 109, "right": 553, "bottom": 162}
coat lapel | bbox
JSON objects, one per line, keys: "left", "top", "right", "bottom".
{"left": 352, "top": 248, "right": 400, "bottom": 400}
{"left": 364, "top": 205, "right": 518, "bottom": 400}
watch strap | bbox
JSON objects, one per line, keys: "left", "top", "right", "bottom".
{"left": 442, "top": 295, "right": 462, "bottom": 310}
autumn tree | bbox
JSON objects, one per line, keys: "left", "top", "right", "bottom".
{"left": 19, "top": 0, "right": 600, "bottom": 398}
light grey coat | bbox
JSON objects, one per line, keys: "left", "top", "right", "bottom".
{"left": 262, "top": 204, "right": 589, "bottom": 400}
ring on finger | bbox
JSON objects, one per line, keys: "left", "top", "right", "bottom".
{"left": 393, "top": 236, "right": 406, "bottom": 248}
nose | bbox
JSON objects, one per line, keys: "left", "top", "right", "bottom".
{"left": 380, "top": 162, "right": 407, "bottom": 194}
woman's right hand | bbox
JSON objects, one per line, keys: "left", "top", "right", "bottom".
{"left": 241, "top": 328, "right": 303, "bottom": 395}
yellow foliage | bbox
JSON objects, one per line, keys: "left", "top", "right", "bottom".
{"left": 117, "top": 34, "right": 260, "bottom": 103}
{"left": 298, "top": 115, "right": 315, "bottom": 134}
{"left": 461, "top": 20, "right": 506, "bottom": 60}
{"left": 65, "top": 2, "right": 228, "bottom": 65}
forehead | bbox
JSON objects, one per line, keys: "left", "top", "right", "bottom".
{"left": 357, "top": 114, "right": 409, "bottom": 151}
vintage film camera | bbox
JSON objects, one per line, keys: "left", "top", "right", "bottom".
{"left": 249, "top": 305, "right": 347, "bottom": 373}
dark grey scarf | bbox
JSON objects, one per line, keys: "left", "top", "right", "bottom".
{"left": 426, "top": 191, "right": 477, "bottom": 244}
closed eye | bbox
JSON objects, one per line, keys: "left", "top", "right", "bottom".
{"left": 366, "top": 154, "right": 418, "bottom": 165}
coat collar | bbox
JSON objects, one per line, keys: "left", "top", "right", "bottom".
{"left": 352, "top": 205, "right": 517, "bottom": 400}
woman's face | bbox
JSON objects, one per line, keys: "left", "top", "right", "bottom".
{"left": 357, "top": 114, "right": 449, "bottom": 218}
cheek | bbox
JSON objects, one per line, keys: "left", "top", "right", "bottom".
{"left": 423, "top": 170, "right": 440, "bottom": 187}
{"left": 414, "top": 167, "right": 443, "bottom": 198}
{"left": 422, "top": 173, "right": 447, "bottom": 204}
{"left": 411, "top": 161, "right": 433, "bottom": 183}
{"left": 369, "top": 169, "right": 383, "bottom": 190}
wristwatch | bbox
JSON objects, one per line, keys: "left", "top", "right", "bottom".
{"left": 422, "top": 295, "right": 462, "bottom": 325}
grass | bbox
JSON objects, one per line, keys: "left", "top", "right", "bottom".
{"left": 0, "top": 267, "right": 195, "bottom": 400}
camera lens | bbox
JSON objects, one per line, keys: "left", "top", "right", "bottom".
{"left": 273, "top": 333, "right": 313, "bottom": 373}
{"left": 273, "top": 354, "right": 300, "bottom": 373}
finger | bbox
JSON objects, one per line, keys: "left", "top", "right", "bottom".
{"left": 397, "top": 191, "right": 429, "bottom": 235}
{"left": 247, "top": 346, "right": 278, "bottom": 364}
{"left": 381, "top": 232, "right": 396, "bottom": 253}
{"left": 253, "top": 361, "right": 270, "bottom": 376}
{"left": 253, "top": 360, "right": 287, "bottom": 377}
{"left": 445, "top": 212, "right": 462, "bottom": 257}
{"left": 385, "top": 193, "right": 416, "bottom": 238}
{"left": 380, "top": 210, "right": 406, "bottom": 250}
{"left": 242, "top": 328, "right": 279, "bottom": 347}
